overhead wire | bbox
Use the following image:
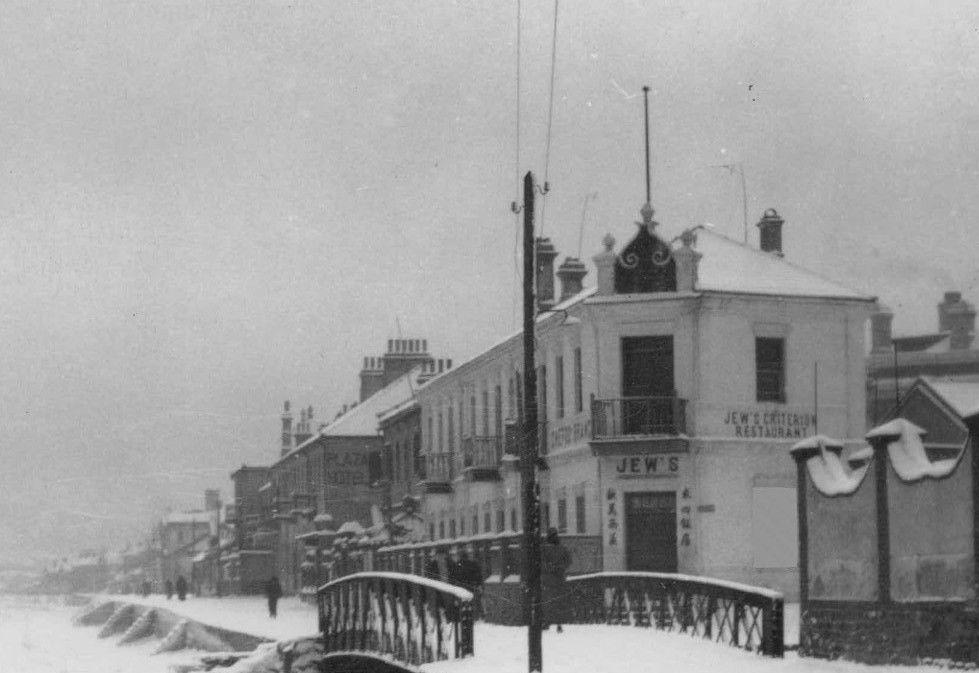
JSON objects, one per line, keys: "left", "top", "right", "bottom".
{"left": 538, "top": 0, "right": 560, "bottom": 240}
{"left": 512, "top": 0, "right": 523, "bottom": 332}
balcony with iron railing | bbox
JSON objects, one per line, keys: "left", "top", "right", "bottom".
{"left": 591, "top": 395, "right": 689, "bottom": 454}
{"left": 421, "top": 452, "right": 453, "bottom": 494}
{"left": 460, "top": 436, "right": 502, "bottom": 481}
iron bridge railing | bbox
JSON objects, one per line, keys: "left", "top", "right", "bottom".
{"left": 567, "top": 572, "right": 784, "bottom": 657}
{"left": 317, "top": 571, "right": 475, "bottom": 667}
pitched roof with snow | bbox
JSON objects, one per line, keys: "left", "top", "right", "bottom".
{"left": 690, "top": 229, "right": 873, "bottom": 300}
{"left": 283, "top": 369, "right": 424, "bottom": 460}
{"left": 911, "top": 377, "right": 979, "bottom": 418}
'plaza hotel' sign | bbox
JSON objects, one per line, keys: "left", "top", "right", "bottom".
{"left": 723, "top": 408, "right": 816, "bottom": 439}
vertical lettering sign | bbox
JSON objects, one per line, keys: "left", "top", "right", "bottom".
{"left": 680, "top": 488, "right": 691, "bottom": 547}
{"left": 606, "top": 489, "right": 618, "bottom": 546}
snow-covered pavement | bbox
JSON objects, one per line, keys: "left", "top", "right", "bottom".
{"left": 95, "top": 594, "right": 933, "bottom": 673}
{"left": 0, "top": 595, "right": 201, "bottom": 673}
{"left": 103, "top": 593, "right": 320, "bottom": 642}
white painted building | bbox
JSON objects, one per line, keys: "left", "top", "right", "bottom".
{"left": 416, "top": 204, "right": 875, "bottom": 598}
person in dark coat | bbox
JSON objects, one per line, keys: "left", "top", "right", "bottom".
{"left": 265, "top": 575, "right": 283, "bottom": 618}
{"left": 165, "top": 579, "right": 174, "bottom": 600}
{"left": 448, "top": 550, "right": 485, "bottom": 619}
{"left": 423, "top": 551, "right": 441, "bottom": 582}
{"left": 541, "top": 528, "right": 572, "bottom": 632}
{"left": 175, "top": 575, "right": 188, "bottom": 601}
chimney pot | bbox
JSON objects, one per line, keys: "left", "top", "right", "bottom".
{"left": 535, "top": 237, "right": 559, "bottom": 313}
{"left": 756, "top": 208, "right": 784, "bottom": 256}
{"left": 938, "top": 291, "right": 976, "bottom": 350}
{"left": 423, "top": 339, "right": 428, "bottom": 352}
{"left": 556, "top": 256, "right": 588, "bottom": 302}
{"left": 388, "top": 339, "right": 394, "bottom": 353}
{"left": 438, "top": 359, "right": 444, "bottom": 372}
{"left": 447, "top": 359, "right": 453, "bottom": 369}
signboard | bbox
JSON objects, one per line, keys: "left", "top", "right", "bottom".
{"left": 323, "top": 451, "right": 368, "bottom": 486}
{"left": 614, "top": 455, "right": 680, "bottom": 478}
{"left": 723, "top": 409, "right": 816, "bottom": 439}
{"left": 549, "top": 418, "right": 591, "bottom": 452}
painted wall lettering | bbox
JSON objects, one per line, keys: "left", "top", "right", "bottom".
{"left": 614, "top": 455, "right": 680, "bottom": 477}
{"left": 723, "top": 409, "right": 815, "bottom": 439}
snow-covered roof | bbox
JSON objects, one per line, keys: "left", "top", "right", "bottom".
{"left": 691, "top": 228, "right": 873, "bottom": 301}
{"left": 163, "top": 511, "right": 213, "bottom": 525}
{"left": 294, "top": 368, "right": 423, "bottom": 445}
{"left": 921, "top": 378, "right": 979, "bottom": 418}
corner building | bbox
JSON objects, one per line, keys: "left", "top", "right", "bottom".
{"left": 417, "top": 204, "right": 875, "bottom": 599}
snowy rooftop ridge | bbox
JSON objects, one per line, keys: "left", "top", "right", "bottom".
{"left": 688, "top": 227, "right": 875, "bottom": 301}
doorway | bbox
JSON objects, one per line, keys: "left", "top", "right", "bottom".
{"left": 621, "top": 336, "right": 675, "bottom": 434}
{"left": 625, "top": 491, "right": 678, "bottom": 572}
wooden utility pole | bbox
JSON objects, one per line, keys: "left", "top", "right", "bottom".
{"left": 520, "top": 170, "right": 543, "bottom": 672}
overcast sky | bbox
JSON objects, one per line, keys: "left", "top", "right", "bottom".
{"left": 1, "top": 1, "right": 977, "bottom": 563}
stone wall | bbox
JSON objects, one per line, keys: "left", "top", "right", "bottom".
{"left": 802, "top": 601, "right": 979, "bottom": 667}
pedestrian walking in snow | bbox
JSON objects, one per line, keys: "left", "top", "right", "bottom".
{"left": 176, "top": 575, "right": 188, "bottom": 601}
{"left": 541, "top": 528, "right": 572, "bottom": 632}
{"left": 423, "top": 551, "right": 441, "bottom": 581}
{"left": 266, "top": 575, "right": 283, "bottom": 618}
{"left": 165, "top": 579, "right": 174, "bottom": 600}
{"left": 448, "top": 549, "right": 485, "bottom": 619}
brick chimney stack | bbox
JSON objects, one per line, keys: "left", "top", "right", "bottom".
{"left": 359, "top": 356, "right": 385, "bottom": 402}
{"left": 756, "top": 208, "right": 784, "bottom": 256}
{"left": 535, "top": 237, "right": 559, "bottom": 313}
{"left": 556, "top": 257, "right": 587, "bottom": 302}
{"left": 280, "top": 401, "right": 293, "bottom": 457}
{"left": 938, "top": 291, "right": 976, "bottom": 350}
{"left": 870, "top": 304, "right": 894, "bottom": 353}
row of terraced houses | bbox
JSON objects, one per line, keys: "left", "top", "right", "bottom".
{"left": 206, "top": 197, "right": 979, "bottom": 616}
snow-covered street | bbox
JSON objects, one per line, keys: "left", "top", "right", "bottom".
{"left": 61, "top": 594, "right": 932, "bottom": 673}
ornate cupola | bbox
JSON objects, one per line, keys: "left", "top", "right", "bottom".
{"left": 612, "top": 202, "right": 677, "bottom": 293}
{"left": 597, "top": 85, "right": 679, "bottom": 295}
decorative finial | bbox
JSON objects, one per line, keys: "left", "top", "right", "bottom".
{"left": 680, "top": 228, "right": 697, "bottom": 248}
{"left": 638, "top": 202, "right": 655, "bottom": 228}
{"left": 602, "top": 233, "right": 615, "bottom": 252}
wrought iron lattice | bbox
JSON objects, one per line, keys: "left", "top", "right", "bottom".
{"left": 317, "top": 571, "right": 474, "bottom": 667}
{"left": 567, "top": 572, "right": 785, "bottom": 657}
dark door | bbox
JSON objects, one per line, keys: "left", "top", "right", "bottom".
{"left": 625, "top": 491, "right": 678, "bottom": 572}
{"left": 621, "top": 336, "right": 674, "bottom": 434}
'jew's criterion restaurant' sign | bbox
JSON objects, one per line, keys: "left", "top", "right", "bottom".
{"left": 723, "top": 408, "right": 816, "bottom": 439}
